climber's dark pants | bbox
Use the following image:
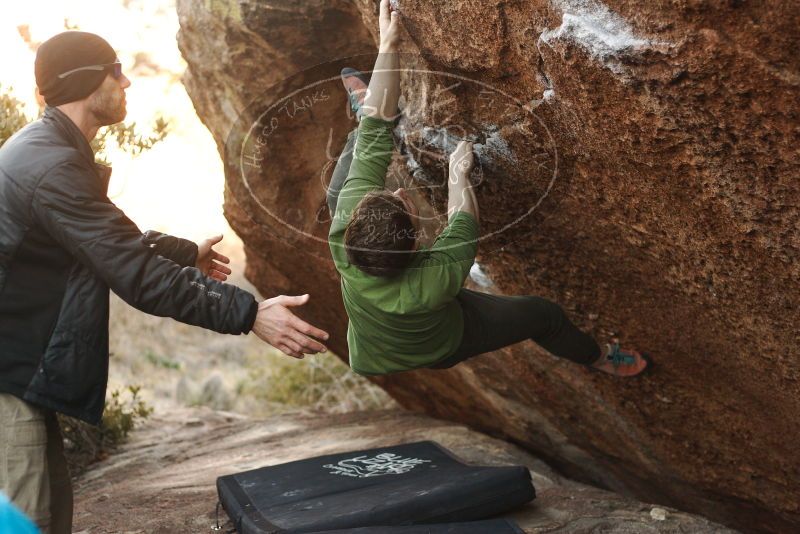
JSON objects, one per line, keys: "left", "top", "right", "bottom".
{"left": 432, "top": 289, "right": 602, "bottom": 369}
{"left": 328, "top": 128, "right": 602, "bottom": 369}
{"left": 327, "top": 129, "right": 358, "bottom": 216}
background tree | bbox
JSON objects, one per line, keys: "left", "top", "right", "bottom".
{"left": 1, "top": 84, "right": 168, "bottom": 164}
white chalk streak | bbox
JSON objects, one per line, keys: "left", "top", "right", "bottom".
{"left": 541, "top": 0, "right": 661, "bottom": 73}
{"left": 470, "top": 262, "right": 494, "bottom": 288}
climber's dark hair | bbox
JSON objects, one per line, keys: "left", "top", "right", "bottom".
{"left": 344, "top": 190, "right": 417, "bottom": 278}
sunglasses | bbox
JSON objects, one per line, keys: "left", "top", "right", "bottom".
{"left": 57, "top": 61, "right": 123, "bottom": 80}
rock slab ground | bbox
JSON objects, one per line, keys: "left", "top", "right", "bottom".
{"left": 72, "top": 408, "right": 734, "bottom": 533}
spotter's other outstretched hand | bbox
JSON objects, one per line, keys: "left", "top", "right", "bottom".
{"left": 196, "top": 234, "right": 232, "bottom": 281}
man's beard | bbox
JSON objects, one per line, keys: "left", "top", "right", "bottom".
{"left": 90, "top": 89, "right": 126, "bottom": 126}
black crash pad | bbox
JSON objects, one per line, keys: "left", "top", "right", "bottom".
{"left": 217, "top": 441, "right": 535, "bottom": 534}
{"left": 309, "top": 519, "right": 525, "bottom": 533}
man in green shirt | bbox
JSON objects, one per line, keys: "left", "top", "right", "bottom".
{"left": 329, "top": 0, "right": 649, "bottom": 378}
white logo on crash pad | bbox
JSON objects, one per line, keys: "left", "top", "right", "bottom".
{"left": 324, "top": 453, "right": 431, "bottom": 478}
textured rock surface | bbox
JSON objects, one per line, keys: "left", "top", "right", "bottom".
{"left": 72, "top": 407, "right": 734, "bottom": 533}
{"left": 176, "top": 1, "right": 799, "bottom": 532}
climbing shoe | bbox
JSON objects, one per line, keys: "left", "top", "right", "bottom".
{"left": 341, "top": 67, "right": 370, "bottom": 120}
{"left": 590, "top": 342, "right": 650, "bottom": 377}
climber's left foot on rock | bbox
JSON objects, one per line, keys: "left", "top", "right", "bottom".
{"left": 590, "top": 342, "right": 650, "bottom": 377}
{"left": 341, "top": 67, "right": 370, "bottom": 120}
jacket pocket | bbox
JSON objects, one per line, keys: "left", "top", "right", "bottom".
{"left": 26, "top": 262, "right": 110, "bottom": 416}
{"left": 34, "top": 329, "right": 108, "bottom": 403}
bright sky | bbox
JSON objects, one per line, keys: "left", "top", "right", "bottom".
{"left": 0, "top": 0, "right": 232, "bottom": 243}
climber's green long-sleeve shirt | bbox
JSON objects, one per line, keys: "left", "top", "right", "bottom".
{"left": 328, "top": 117, "right": 479, "bottom": 375}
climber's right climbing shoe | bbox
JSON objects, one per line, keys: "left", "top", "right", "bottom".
{"left": 341, "top": 67, "right": 370, "bottom": 120}
{"left": 590, "top": 342, "right": 651, "bottom": 377}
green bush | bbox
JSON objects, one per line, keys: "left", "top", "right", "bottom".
{"left": 59, "top": 385, "right": 153, "bottom": 476}
{"left": 0, "top": 84, "right": 169, "bottom": 163}
{"left": 91, "top": 117, "right": 169, "bottom": 165}
{"left": 237, "top": 353, "right": 394, "bottom": 414}
{"left": 145, "top": 349, "right": 182, "bottom": 370}
{"left": 0, "top": 86, "right": 30, "bottom": 148}
{"left": 100, "top": 385, "right": 154, "bottom": 444}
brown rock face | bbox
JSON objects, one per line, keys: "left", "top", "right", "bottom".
{"left": 176, "top": 1, "right": 800, "bottom": 532}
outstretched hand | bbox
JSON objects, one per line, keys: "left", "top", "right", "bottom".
{"left": 379, "top": 0, "right": 401, "bottom": 49}
{"left": 449, "top": 140, "right": 475, "bottom": 183}
{"left": 196, "top": 234, "right": 233, "bottom": 281}
{"left": 447, "top": 141, "right": 479, "bottom": 222}
{"left": 251, "top": 294, "right": 330, "bottom": 359}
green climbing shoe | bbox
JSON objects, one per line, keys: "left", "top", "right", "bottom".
{"left": 590, "top": 342, "right": 651, "bottom": 377}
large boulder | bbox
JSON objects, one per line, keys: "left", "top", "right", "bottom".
{"left": 176, "top": 1, "right": 800, "bottom": 531}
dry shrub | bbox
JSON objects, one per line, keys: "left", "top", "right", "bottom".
{"left": 59, "top": 386, "right": 153, "bottom": 476}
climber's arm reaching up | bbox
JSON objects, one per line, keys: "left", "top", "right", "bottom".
{"left": 361, "top": 0, "right": 401, "bottom": 122}
{"left": 328, "top": 0, "right": 403, "bottom": 259}
{"left": 409, "top": 140, "right": 480, "bottom": 307}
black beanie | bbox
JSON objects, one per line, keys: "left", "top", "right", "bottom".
{"left": 35, "top": 31, "right": 117, "bottom": 107}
